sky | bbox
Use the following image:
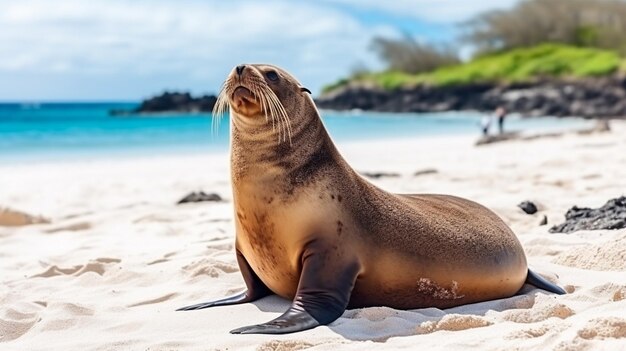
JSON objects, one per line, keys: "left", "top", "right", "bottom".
{"left": 0, "top": 0, "right": 520, "bottom": 101}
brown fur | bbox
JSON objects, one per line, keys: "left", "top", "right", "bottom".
{"left": 220, "top": 64, "right": 528, "bottom": 309}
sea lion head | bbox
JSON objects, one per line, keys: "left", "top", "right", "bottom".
{"left": 213, "top": 64, "right": 315, "bottom": 144}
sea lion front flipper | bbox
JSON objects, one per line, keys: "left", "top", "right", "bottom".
{"left": 177, "top": 249, "right": 271, "bottom": 311}
{"left": 230, "top": 239, "right": 360, "bottom": 334}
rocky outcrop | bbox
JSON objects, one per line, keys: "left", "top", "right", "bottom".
{"left": 111, "top": 92, "right": 217, "bottom": 115}
{"left": 316, "top": 76, "right": 626, "bottom": 118}
{"left": 550, "top": 196, "right": 626, "bottom": 233}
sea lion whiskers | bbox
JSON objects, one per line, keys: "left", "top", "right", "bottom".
{"left": 211, "top": 81, "right": 232, "bottom": 137}
{"left": 268, "top": 91, "right": 290, "bottom": 144}
{"left": 249, "top": 78, "right": 281, "bottom": 141}
{"left": 272, "top": 92, "right": 293, "bottom": 145}
{"left": 246, "top": 76, "right": 293, "bottom": 145}
{"left": 261, "top": 84, "right": 292, "bottom": 144}
{"left": 256, "top": 86, "right": 273, "bottom": 129}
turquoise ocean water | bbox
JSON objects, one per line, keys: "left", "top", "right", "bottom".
{"left": 0, "top": 103, "right": 592, "bottom": 163}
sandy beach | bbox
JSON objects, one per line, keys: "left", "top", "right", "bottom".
{"left": 1, "top": 121, "right": 625, "bottom": 351}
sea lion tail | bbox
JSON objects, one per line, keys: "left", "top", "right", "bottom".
{"left": 525, "top": 269, "right": 567, "bottom": 295}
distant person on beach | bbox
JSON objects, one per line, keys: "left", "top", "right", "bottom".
{"left": 480, "top": 115, "right": 491, "bottom": 136}
{"left": 494, "top": 106, "right": 507, "bottom": 134}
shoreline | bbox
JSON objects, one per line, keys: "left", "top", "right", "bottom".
{"left": 0, "top": 112, "right": 594, "bottom": 166}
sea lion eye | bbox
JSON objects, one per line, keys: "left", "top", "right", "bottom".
{"left": 266, "top": 70, "right": 279, "bottom": 82}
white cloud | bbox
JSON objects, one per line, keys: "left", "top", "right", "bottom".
{"left": 0, "top": 0, "right": 517, "bottom": 100}
{"left": 0, "top": 0, "right": 394, "bottom": 99}
{"left": 323, "top": 0, "right": 521, "bottom": 23}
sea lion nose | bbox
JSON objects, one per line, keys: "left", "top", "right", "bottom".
{"left": 236, "top": 65, "right": 246, "bottom": 76}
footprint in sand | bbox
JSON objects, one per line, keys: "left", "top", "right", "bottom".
{"left": 57, "top": 302, "right": 94, "bottom": 316}
{"left": 506, "top": 322, "right": 569, "bottom": 340}
{"left": 344, "top": 307, "right": 403, "bottom": 322}
{"left": 0, "top": 303, "right": 45, "bottom": 342}
{"left": 0, "top": 317, "right": 39, "bottom": 342}
{"left": 500, "top": 296, "right": 574, "bottom": 323}
{"left": 588, "top": 283, "right": 626, "bottom": 302}
{"left": 577, "top": 317, "right": 626, "bottom": 340}
{"left": 257, "top": 340, "right": 318, "bottom": 351}
{"left": 44, "top": 221, "right": 91, "bottom": 234}
{"left": 417, "top": 314, "right": 493, "bottom": 334}
{"left": 39, "top": 303, "right": 94, "bottom": 332}
{"left": 31, "top": 258, "right": 121, "bottom": 278}
{"left": 181, "top": 258, "right": 238, "bottom": 278}
{"left": 147, "top": 252, "right": 177, "bottom": 265}
{"left": 204, "top": 241, "right": 234, "bottom": 251}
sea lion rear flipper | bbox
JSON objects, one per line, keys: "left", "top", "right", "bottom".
{"left": 525, "top": 269, "right": 567, "bottom": 295}
{"left": 230, "top": 239, "right": 360, "bottom": 334}
{"left": 177, "top": 249, "right": 271, "bottom": 311}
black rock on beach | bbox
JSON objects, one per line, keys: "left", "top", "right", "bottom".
{"left": 550, "top": 196, "right": 626, "bottom": 233}
{"left": 518, "top": 201, "right": 538, "bottom": 215}
{"left": 177, "top": 191, "right": 223, "bottom": 204}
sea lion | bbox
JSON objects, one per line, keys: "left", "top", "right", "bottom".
{"left": 177, "top": 64, "right": 566, "bottom": 334}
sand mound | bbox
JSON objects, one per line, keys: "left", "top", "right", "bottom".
{"left": 181, "top": 258, "right": 239, "bottom": 278}
{"left": 500, "top": 296, "right": 575, "bottom": 323}
{"left": 577, "top": 317, "right": 626, "bottom": 340}
{"left": 347, "top": 307, "right": 401, "bottom": 322}
{"left": 553, "top": 231, "right": 626, "bottom": 271}
{"left": 257, "top": 340, "right": 317, "bottom": 351}
{"left": 418, "top": 314, "right": 492, "bottom": 333}
{"left": 0, "top": 207, "right": 49, "bottom": 227}
{"left": 31, "top": 258, "right": 122, "bottom": 278}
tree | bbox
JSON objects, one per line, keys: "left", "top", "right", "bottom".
{"left": 465, "top": 0, "right": 626, "bottom": 55}
{"left": 370, "top": 34, "right": 460, "bottom": 74}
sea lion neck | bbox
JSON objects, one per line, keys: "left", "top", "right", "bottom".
{"left": 229, "top": 111, "right": 342, "bottom": 183}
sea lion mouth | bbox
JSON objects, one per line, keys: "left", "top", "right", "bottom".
{"left": 232, "top": 86, "right": 257, "bottom": 109}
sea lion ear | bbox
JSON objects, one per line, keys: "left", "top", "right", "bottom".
{"left": 300, "top": 87, "right": 312, "bottom": 94}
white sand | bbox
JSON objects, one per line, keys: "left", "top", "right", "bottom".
{"left": 1, "top": 122, "right": 626, "bottom": 350}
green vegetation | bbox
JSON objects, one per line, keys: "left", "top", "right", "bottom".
{"left": 428, "top": 44, "right": 621, "bottom": 85}
{"left": 323, "top": 44, "right": 623, "bottom": 93}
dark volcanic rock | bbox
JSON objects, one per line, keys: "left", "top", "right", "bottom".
{"left": 177, "top": 191, "right": 223, "bottom": 204}
{"left": 518, "top": 201, "right": 538, "bottom": 215}
{"left": 360, "top": 171, "right": 401, "bottom": 179}
{"left": 550, "top": 196, "right": 626, "bottom": 233}
{"left": 316, "top": 76, "right": 626, "bottom": 118}
{"left": 111, "top": 91, "right": 217, "bottom": 115}
{"left": 413, "top": 168, "right": 439, "bottom": 177}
